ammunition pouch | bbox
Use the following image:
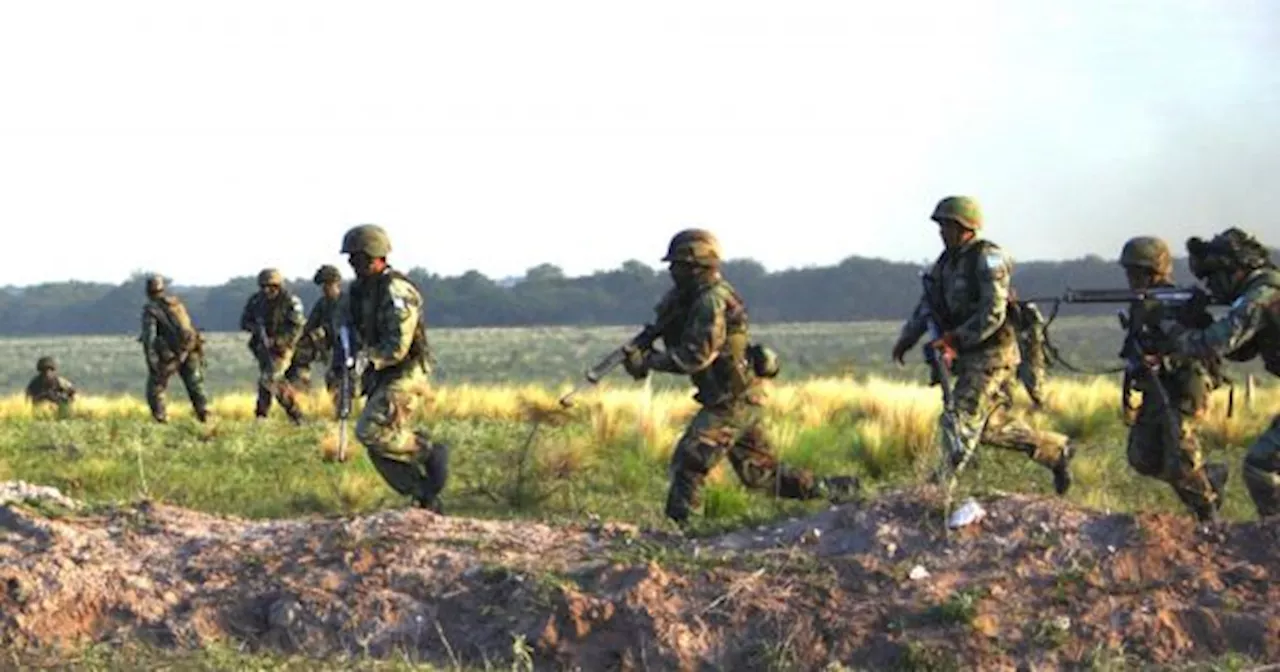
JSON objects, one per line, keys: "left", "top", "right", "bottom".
{"left": 747, "top": 343, "right": 780, "bottom": 378}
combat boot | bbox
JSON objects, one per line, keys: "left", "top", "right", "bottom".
{"left": 1052, "top": 443, "right": 1074, "bottom": 496}
{"left": 1206, "top": 462, "right": 1229, "bottom": 512}
{"left": 412, "top": 430, "right": 449, "bottom": 513}
{"left": 817, "top": 475, "right": 861, "bottom": 504}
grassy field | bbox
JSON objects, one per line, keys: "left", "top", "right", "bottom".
{"left": 2, "top": 320, "right": 1278, "bottom": 669}
{"left": 2, "top": 315, "right": 1272, "bottom": 396}
{"left": 0, "top": 317, "right": 1276, "bottom": 536}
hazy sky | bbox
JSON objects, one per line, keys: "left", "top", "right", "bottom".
{"left": 1, "top": 1, "right": 1277, "bottom": 286}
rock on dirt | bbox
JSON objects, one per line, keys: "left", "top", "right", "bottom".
{"left": 0, "top": 481, "right": 1277, "bottom": 670}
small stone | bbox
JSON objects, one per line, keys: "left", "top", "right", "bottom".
{"left": 909, "top": 565, "right": 930, "bottom": 580}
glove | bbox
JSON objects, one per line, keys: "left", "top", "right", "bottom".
{"left": 891, "top": 338, "right": 912, "bottom": 365}
{"left": 927, "top": 332, "right": 958, "bottom": 369}
{"left": 621, "top": 345, "right": 649, "bottom": 380}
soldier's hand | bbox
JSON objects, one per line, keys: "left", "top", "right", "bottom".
{"left": 891, "top": 339, "right": 911, "bottom": 366}
{"left": 927, "top": 332, "right": 958, "bottom": 369}
{"left": 621, "top": 345, "right": 649, "bottom": 380}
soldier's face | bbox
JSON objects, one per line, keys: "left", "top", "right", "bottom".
{"left": 348, "top": 252, "right": 375, "bottom": 278}
{"left": 323, "top": 282, "right": 341, "bottom": 299}
{"left": 262, "top": 284, "right": 280, "bottom": 299}
{"left": 668, "top": 261, "right": 696, "bottom": 286}
{"left": 1124, "top": 266, "right": 1152, "bottom": 290}
{"left": 937, "top": 220, "right": 969, "bottom": 249}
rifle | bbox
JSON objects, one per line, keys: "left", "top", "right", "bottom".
{"left": 512, "top": 312, "right": 680, "bottom": 472}
{"left": 918, "top": 272, "right": 973, "bottom": 532}
{"left": 1013, "top": 286, "right": 1223, "bottom": 376}
{"left": 558, "top": 314, "right": 677, "bottom": 409}
{"left": 332, "top": 324, "right": 356, "bottom": 463}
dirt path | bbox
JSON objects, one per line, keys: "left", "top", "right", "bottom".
{"left": 1, "top": 481, "right": 1276, "bottom": 670}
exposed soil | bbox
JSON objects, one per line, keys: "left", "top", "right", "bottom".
{"left": 1, "top": 480, "right": 1277, "bottom": 670}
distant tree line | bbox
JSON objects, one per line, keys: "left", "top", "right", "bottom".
{"left": 1, "top": 251, "right": 1276, "bottom": 336}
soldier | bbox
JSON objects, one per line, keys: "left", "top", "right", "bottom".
{"left": 1150, "top": 228, "right": 1280, "bottom": 519}
{"left": 1117, "top": 237, "right": 1228, "bottom": 521}
{"left": 1010, "top": 298, "right": 1050, "bottom": 408}
{"left": 285, "top": 264, "right": 344, "bottom": 400}
{"left": 338, "top": 224, "right": 448, "bottom": 512}
{"left": 25, "top": 356, "right": 76, "bottom": 408}
{"left": 140, "top": 274, "right": 211, "bottom": 423}
{"left": 239, "top": 268, "right": 306, "bottom": 424}
{"left": 622, "top": 228, "right": 860, "bottom": 526}
{"left": 891, "top": 196, "right": 1074, "bottom": 494}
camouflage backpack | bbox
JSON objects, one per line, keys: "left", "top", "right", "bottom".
{"left": 149, "top": 296, "right": 201, "bottom": 355}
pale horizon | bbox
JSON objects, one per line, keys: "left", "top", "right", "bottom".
{"left": 2, "top": 1, "right": 1277, "bottom": 287}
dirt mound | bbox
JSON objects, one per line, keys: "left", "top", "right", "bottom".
{"left": 1, "top": 482, "right": 1277, "bottom": 670}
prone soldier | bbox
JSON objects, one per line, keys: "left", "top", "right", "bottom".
{"left": 25, "top": 356, "right": 76, "bottom": 409}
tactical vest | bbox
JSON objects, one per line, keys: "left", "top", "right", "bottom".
{"left": 347, "top": 268, "right": 430, "bottom": 375}
{"left": 658, "top": 278, "right": 753, "bottom": 405}
{"left": 146, "top": 295, "right": 200, "bottom": 355}
{"left": 933, "top": 239, "right": 1017, "bottom": 353}
{"left": 251, "top": 291, "right": 300, "bottom": 338}
{"left": 1243, "top": 269, "right": 1280, "bottom": 377}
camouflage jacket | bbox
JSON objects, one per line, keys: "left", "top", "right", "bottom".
{"left": 239, "top": 290, "right": 305, "bottom": 352}
{"left": 26, "top": 373, "right": 76, "bottom": 404}
{"left": 343, "top": 267, "right": 429, "bottom": 380}
{"left": 898, "top": 237, "right": 1018, "bottom": 365}
{"left": 1172, "top": 268, "right": 1280, "bottom": 378}
{"left": 1132, "top": 281, "right": 1222, "bottom": 414}
{"left": 648, "top": 273, "right": 755, "bottom": 407}
{"left": 302, "top": 294, "right": 342, "bottom": 351}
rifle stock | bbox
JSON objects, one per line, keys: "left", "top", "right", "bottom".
{"left": 333, "top": 324, "right": 356, "bottom": 462}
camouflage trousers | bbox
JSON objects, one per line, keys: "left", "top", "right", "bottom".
{"left": 147, "top": 354, "right": 209, "bottom": 422}
{"left": 285, "top": 337, "right": 338, "bottom": 397}
{"left": 355, "top": 366, "right": 443, "bottom": 503}
{"left": 664, "top": 399, "right": 821, "bottom": 524}
{"left": 1126, "top": 385, "right": 1221, "bottom": 519}
{"left": 1016, "top": 359, "right": 1047, "bottom": 407}
{"left": 1243, "top": 415, "right": 1280, "bottom": 518}
{"left": 941, "top": 358, "right": 1068, "bottom": 474}
{"left": 255, "top": 351, "right": 303, "bottom": 422}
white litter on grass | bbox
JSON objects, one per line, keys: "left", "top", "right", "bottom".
{"left": 947, "top": 498, "right": 986, "bottom": 529}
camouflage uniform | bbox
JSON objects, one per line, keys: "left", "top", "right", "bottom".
{"left": 625, "top": 229, "right": 860, "bottom": 525}
{"left": 285, "top": 265, "right": 344, "bottom": 398}
{"left": 25, "top": 357, "right": 76, "bottom": 407}
{"left": 1011, "top": 300, "right": 1049, "bottom": 407}
{"left": 240, "top": 268, "right": 306, "bottom": 423}
{"left": 1163, "top": 228, "right": 1280, "bottom": 518}
{"left": 139, "top": 275, "right": 210, "bottom": 423}
{"left": 893, "top": 196, "right": 1073, "bottom": 493}
{"left": 340, "top": 224, "right": 448, "bottom": 511}
{"left": 1118, "top": 237, "right": 1226, "bottom": 521}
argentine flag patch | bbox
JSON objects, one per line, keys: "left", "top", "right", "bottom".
{"left": 985, "top": 253, "right": 1005, "bottom": 271}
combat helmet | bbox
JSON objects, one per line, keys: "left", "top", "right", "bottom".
{"left": 1187, "top": 227, "right": 1274, "bottom": 279}
{"left": 341, "top": 224, "right": 392, "bottom": 258}
{"left": 1119, "top": 236, "right": 1173, "bottom": 277}
{"left": 930, "top": 196, "right": 983, "bottom": 231}
{"left": 36, "top": 356, "right": 56, "bottom": 372}
{"left": 145, "top": 274, "right": 165, "bottom": 296}
{"left": 661, "top": 228, "right": 721, "bottom": 266}
{"left": 257, "top": 268, "right": 284, "bottom": 287}
{"left": 313, "top": 264, "right": 342, "bottom": 285}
